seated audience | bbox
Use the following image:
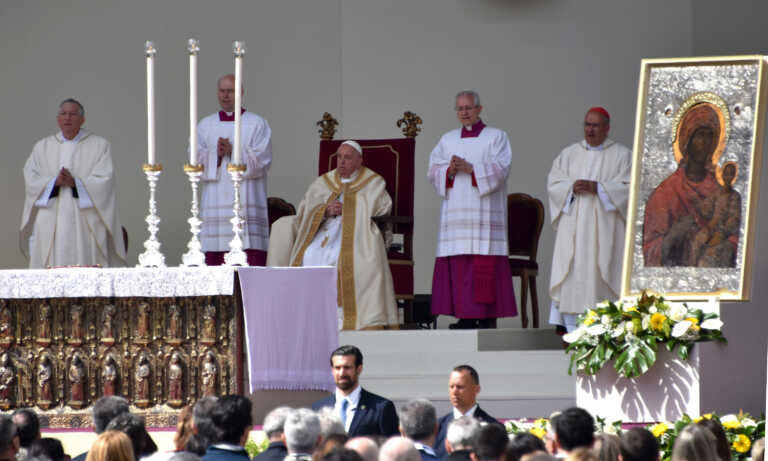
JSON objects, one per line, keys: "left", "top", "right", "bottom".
{"left": 503, "top": 433, "right": 546, "bottom": 461}
{"left": 398, "top": 399, "right": 439, "bottom": 461}
{"left": 284, "top": 408, "right": 322, "bottom": 461}
{"left": 0, "top": 415, "right": 20, "bottom": 461}
{"left": 550, "top": 408, "right": 594, "bottom": 457}
{"left": 106, "top": 412, "right": 157, "bottom": 460}
{"left": 379, "top": 438, "right": 421, "bottom": 461}
{"left": 86, "top": 431, "right": 135, "bottom": 461}
{"left": 12, "top": 408, "right": 40, "bottom": 461}
{"left": 344, "top": 438, "right": 378, "bottom": 461}
{"left": 670, "top": 425, "right": 719, "bottom": 461}
{"left": 618, "top": 428, "right": 658, "bottom": 461}
{"left": 254, "top": 407, "right": 292, "bottom": 461}
{"left": 444, "top": 416, "right": 481, "bottom": 455}
{"left": 476, "top": 424, "right": 509, "bottom": 461}
{"left": 696, "top": 419, "right": 730, "bottom": 461}
{"left": 592, "top": 434, "right": 620, "bottom": 461}
{"left": 203, "top": 395, "right": 253, "bottom": 461}
{"left": 28, "top": 438, "right": 68, "bottom": 461}
{"left": 189, "top": 397, "right": 220, "bottom": 456}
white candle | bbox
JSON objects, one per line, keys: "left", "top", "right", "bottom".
{"left": 188, "top": 39, "right": 199, "bottom": 165}
{"left": 145, "top": 41, "right": 157, "bottom": 165}
{"left": 233, "top": 41, "right": 245, "bottom": 165}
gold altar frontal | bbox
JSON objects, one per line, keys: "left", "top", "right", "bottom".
{"left": 0, "top": 291, "right": 244, "bottom": 428}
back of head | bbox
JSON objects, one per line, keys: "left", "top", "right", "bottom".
{"left": 192, "top": 396, "right": 219, "bottom": 450}
{"left": 29, "top": 438, "right": 66, "bottom": 461}
{"left": 0, "top": 414, "right": 17, "bottom": 454}
{"left": 696, "top": 419, "right": 730, "bottom": 461}
{"left": 316, "top": 406, "right": 347, "bottom": 438}
{"left": 399, "top": 399, "right": 437, "bottom": 441}
{"left": 619, "top": 429, "right": 657, "bottom": 461}
{"left": 86, "top": 430, "right": 135, "bottom": 461}
{"left": 174, "top": 405, "right": 196, "bottom": 452}
{"left": 521, "top": 453, "right": 557, "bottom": 461}
{"left": 752, "top": 437, "right": 765, "bottom": 461}
{"left": 12, "top": 408, "right": 40, "bottom": 448}
{"left": 263, "top": 406, "right": 293, "bottom": 439}
{"left": 553, "top": 408, "right": 594, "bottom": 452}
{"left": 446, "top": 416, "right": 482, "bottom": 451}
{"left": 169, "top": 452, "right": 203, "bottom": 461}
{"left": 566, "top": 447, "right": 597, "bottom": 461}
{"left": 209, "top": 395, "right": 253, "bottom": 445}
{"left": 318, "top": 433, "right": 351, "bottom": 458}
{"left": 321, "top": 448, "right": 364, "bottom": 461}
{"left": 593, "top": 433, "right": 621, "bottom": 461}
{"left": 446, "top": 449, "right": 474, "bottom": 461}
{"left": 379, "top": 437, "right": 421, "bottom": 461}
{"left": 344, "top": 437, "right": 378, "bottom": 461}
{"left": 505, "top": 433, "right": 546, "bottom": 461}
{"left": 670, "top": 424, "right": 719, "bottom": 461}
{"left": 476, "top": 424, "right": 509, "bottom": 461}
{"left": 284, "top": 408, "right": 321, "bottom": 454}
{"left": 92, "top": 396, "right": 130, "bottom": 434}
{"left": 105, "top": 412, "right": 154, "bottom": 459}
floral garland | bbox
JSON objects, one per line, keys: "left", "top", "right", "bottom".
{"left": 564, "top": 291, "right": 727, "bottom": 378}
{"left": 506, "top": 413, "right": 765, "bottom": 461}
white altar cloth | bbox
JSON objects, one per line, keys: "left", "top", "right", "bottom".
{"left": 0, "top": 266, "right": 235, "bottom": 298}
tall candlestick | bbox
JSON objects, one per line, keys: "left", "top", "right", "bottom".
{"left": 232, "top": 41, "right": 245, "bottom": 165}
{"left": 145, "top": 41, "right": 157, "bottom": 165}
{"left": 188, "top": 39, "right": 199, "bottom": 166}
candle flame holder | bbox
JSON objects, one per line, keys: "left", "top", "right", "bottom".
{"left": 137, "top": 163, "right": 166, "bottom": 268}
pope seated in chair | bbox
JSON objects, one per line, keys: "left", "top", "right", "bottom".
{"left": 267, "top": 140, "right": 398, "bottom": 330}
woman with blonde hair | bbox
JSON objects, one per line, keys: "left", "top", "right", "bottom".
{"left": 671, "top": 425, "right": 719, "bottom": 461}
{"left": 86, "top": 430, "right": 135, "bottom": 461}
{"left": 592, "top": 433, "right": 621, "bottom": 461}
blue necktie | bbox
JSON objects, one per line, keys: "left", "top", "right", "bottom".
{"left": 340, "top": 398, "right": 348, "bottom": 427}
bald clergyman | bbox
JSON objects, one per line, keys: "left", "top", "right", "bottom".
{"left": 267, "top": 140, "right": 398, "bottom": 330}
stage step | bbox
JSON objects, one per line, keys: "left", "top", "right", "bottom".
{"left": 339, "top": 328, "right": 575, "bottom": 419}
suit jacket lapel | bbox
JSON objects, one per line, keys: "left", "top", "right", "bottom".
{"left": 348, "top": 389, "right": 368, "bottom": 434}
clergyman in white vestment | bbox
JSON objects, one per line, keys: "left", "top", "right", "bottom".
{"left": 197, "top": 74, "right": 272, "bottom": 266}
{"left": 267, "top": 141, "right": 398, "bottom": 330}
{"left": 21, "top": 99, "right": 126, "bottom": 269}
{"left": 547, "top": 107, "right": 631, "bottom": 332}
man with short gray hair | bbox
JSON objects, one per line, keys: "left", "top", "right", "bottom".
{"left": 344, "top": 437, "right": 378, "bottom": 461}
{"left": 21, "top": 99, "right": 126, "bottom": 268}
{"left": 282, "top": 408, "right": 321, "bottom": 461}
{"left": 71, "top": 395, "right": 131, "bottom": 461}
{"left": 398, "top": 399, "right": 438, "bottom": 461}
{"left": 445, "top": 416, "right": 481, "bottom": 454}
{"left": 379, "top": 437, "right": 422, "bottom": 461}
{"left": 254, "top": 407, "right": 292, "bottom": 461}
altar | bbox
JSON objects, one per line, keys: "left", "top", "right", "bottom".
{"left": 0, "top": 265, "right": 338, "bottom": 427}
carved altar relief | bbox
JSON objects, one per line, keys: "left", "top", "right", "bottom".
{"left": 201, "top": 350, "right": 218, "bottom": 397}
{"left": 68, "top": 353, "right": 86, "bottom": 408}
{"left": 134, "top": 353, "right": 152, "bottom": 408}
{"left": 0, "top": 352, "right": 16, "bottom": 409}
{"left": 101, "top": 304, "right": 117, "bottom": 345}
{"left": 101, "top": 355, "right": 119, "bottom": 397}
{"left": 167, "top": 351, "right": 184, "bottom": 407}
{"left": 37, "top": 354, "right": 54, "bottom": 409}
{"left": 0, "top": 302, "right": 12, "bottom": 348}
{"left": 201, "top": 303, "right": 216, "bottom": 345}
{"left": 135, "top": 302, "right": 151, "bottom": 344}
{"left": 37, "top": 303, "right": 52, "bottom": 345}
{"left": 68, "top": 304, "right": 84, "bottom": 345}
{"left": 167, "top": 304, "right": 183, "bottom": 345}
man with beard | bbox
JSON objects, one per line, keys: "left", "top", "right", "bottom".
{"left": 312, "top": 345, "right": 398, "bottom": 437}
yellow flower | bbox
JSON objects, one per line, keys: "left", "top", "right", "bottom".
{"left": 533, "top": 418, "right": 549, "bottom": 428}
{"left": 722, "top": 420, "right": 741, "bottom": 430}
{"left": 702, "top": 413, "right": 712, "bottom": 419}
{"left": 625, "top": 306, "right": 639, "bottom": 313}
{"left": 685, "top": 317, "right": 699, "bottom": 324}
{"left": 651, "top": 422, "right": 668, "bottom": 438}
{"left": 583, "top": 310, "right": 598, "bottom": 326}
{"left": 530, "top": 427, "right": 547, "bottom": 440}
{"left": 650, "top": 313, "right": 667, "bottom": 331}
{"left": 732, "top": 434, "right": 751, "bottom": 453}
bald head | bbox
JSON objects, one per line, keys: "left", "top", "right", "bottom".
{"left": 379, "top": 437, "right": 421, "bottom": 461}
{"left": 345, "top": 437, "right": 379, "bottom": 461}
{"left": 217, "top": 74, "right": 242, "bottom": 112}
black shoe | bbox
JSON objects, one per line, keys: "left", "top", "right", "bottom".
{"left": 449, "top": 319, "right": 478, "bottom": 329}
{"left": 477, "top": 318, "right": 497, "bottom": 329}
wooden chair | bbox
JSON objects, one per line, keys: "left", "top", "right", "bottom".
{"left": 507, "top": 193, "right": 544, "bottom": 328}
{"left": 267, "top": 196, "right": 296, "bottom": 233}
{"left": 316, "top": 111, "right": 423, "bottom": 327}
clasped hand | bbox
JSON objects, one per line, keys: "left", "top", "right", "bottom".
{"left": 326, "top": 200, "right": 343, "bottom": 217}
{"left": 55, "top": 167, "right": 75, "bottom": 188}
{"left": 573, "top": 179, "right": 598, "bottom": 195}
{"left": 217, "top": 137, "right": 233, "bottom": 159}
{"left": 448, "top": 155, "right": 473, "bottom": 176}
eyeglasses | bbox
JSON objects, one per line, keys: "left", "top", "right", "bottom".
{"left": 455, "top": 105, "right": 477, "bottom": 112}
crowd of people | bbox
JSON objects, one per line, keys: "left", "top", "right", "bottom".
{"left": 0, "top": 346, "right": 763, "bottom": 461}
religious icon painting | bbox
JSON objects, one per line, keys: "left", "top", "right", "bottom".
{"left": 622, "top": 55, "right": 768, "bottom": 301}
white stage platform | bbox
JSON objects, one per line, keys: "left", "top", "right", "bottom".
{"left": 337, "top": 328, "right": 574, "bottom": 419}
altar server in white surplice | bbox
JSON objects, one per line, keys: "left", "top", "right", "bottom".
{"left": 547, "top": 107, "right": 631, "bottom": 332}
{"left": 21, "top": 99, "right": 126, "bottom": 269}
{"left": 428, "top": 90, "right": 517, "bottom": 330}
{"left": 197, "top": 74, "right": 272, "bottom": 266}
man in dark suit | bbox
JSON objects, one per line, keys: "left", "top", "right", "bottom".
{"left": 202, "top": 395, "right": 253, "bottom": 461}
{"left": 433, "top": 365, "right": 500, "bottom": 459}
{"left": 399, "top": 399, "right": 439, "bottom": 461}
{"left": 253, "top": 406, "right": 291, "bottom": 461}
{"left": 312, "top": 345, "right": 399, "bottom": 437}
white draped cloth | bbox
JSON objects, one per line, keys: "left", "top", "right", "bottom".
{"left": 197, "top": 111, "right": 272, "bottom": 252}
{"left": 427, "top": 126, "right": 512, "bottom": 257}
{"left": 21, "top": 130, "right": 126, "bottom": 268}
{"left": 547, "top": 139, "right": 631, "bottom": 318}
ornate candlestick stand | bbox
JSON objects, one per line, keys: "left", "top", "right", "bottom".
{"left": 181, "top": 164, "right": 206, "bottom": 266}
{"left": 137, "top": 164, "right": 166, "bottom": 267}
{"left": 224, "top": 163, "right": 248, "bottom": 266}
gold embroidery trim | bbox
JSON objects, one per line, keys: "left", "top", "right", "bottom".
{"left": 339, "top": 182, "right": 357, "bottom": 329}
{"left": 291, "top": 187, "right": 340, "bottom": 267}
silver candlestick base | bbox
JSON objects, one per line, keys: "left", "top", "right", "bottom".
{"left": 181, "top": 164, "right": 206, "bottom": 267}
{"left": 137, "top": 164, "right": 166, "bottom": 268}
{"left": 224, "top": 163, "right": 248, "bottom": 266}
